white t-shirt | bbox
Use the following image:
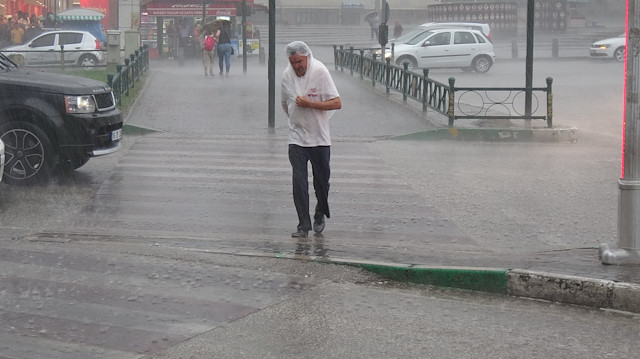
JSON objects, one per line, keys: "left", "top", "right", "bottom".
{"left": 281, "top": 58, "right": 340, "bottom": 147}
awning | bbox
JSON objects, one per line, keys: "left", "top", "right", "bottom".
{"left": 56, "top": 8, "right": 106, "bottom": 21}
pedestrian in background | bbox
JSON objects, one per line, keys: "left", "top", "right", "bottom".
{"left": 281, "top": 41, "right": 342, "bottom": 238}
{"left": 394, "top": 21, "right": 403, "bottom": 38}
{"left": 166, "top": 20, "right": 177, "bottom": 60}
{"left": 215, "top": 21, "right": 233, "bottom": 77}
{"left": 10, "top": 22, "right": 24, "bottom": 45}
{"left": 368, "top": 13, "right": 379, "bottom": 41}
{"left": 200, "top": 28, "right": 215, "bottom": 77}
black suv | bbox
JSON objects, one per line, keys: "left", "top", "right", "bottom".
{"left": 0, "top": 53, "right": 122, "bottom": 185}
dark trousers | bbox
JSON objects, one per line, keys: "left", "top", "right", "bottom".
{"left": 288, "top": 144, "right": 331, "bottom": 231}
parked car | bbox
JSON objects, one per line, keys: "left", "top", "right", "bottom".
{"left": 388, "top": 28, "right": 495, "bottom": 73}
{"left": 0, "top": 53, "right": 122, "bottom": 185}
{"left": 1, "top": 30, "right": 104, "bottom": 68}
{"left": 590, "top": 33, "right": 626, "bottom": 62}
{"left": 0, "top": 139, "right": 4, "bottom": 183}
{"left": 420, "top": 22, "right": 492, "bottom": 42}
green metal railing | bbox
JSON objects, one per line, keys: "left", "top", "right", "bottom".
{"left": 334, "top": 45, "right": 553, "bottom": 128}
{"left": 107, "top": 45, "right": 150, "bottom": 107}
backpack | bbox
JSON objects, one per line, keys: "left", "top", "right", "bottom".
{"left": 204, "top": 35, "right": 215, "bottom": 51}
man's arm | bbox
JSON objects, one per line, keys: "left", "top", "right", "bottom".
{"left": 295, "top": 96, "right": 342, "bottom": 111}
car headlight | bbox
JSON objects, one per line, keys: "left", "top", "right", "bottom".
{"left": 596, "top": 44, "right": 610, "bottom": 49}
{"left": 373, "top": 49, "right": 392, "bottom": 58}
{"left": 65, "top": 95, "right": 96, "bottom": 114}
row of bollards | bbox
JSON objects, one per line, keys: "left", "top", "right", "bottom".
{"left": 510, "top": 38, "right": 560, "bottom": 58}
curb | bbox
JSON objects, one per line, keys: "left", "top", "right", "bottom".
{"left": 143, "top": 245, "right": 640, "bottom": 313}
{"left": 391, "top": 127, "right": 579, "bottom": 143}
{"left": 328, "top": 258, "right": 640, "bottom": 313}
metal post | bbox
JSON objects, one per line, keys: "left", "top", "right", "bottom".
{"left": 386, "top": 58, "right": 391, "bottom": 95}
{"left": 59, "top": 44, "right": 64, "bottom": 70}
{"left": 546, "top": 77, "right": 553, "bottom": 128}
{"left": 242, "top": 0, "right": 247, "bottom": 74}
{"left": 360, "top": 49, "right": 365, "bottom": 79}
{"left": 202, "top": 0, "right": 206, "bottom": 27}
{"left": 525, "top": 0, "right": 534, "bottom": 119}
{"left": 423, "top": 68, "right": 429, "bottom": 112}
{"left": 372, "top": 54, "right": 376, "bottom": 87}
{"left": 402, "top": 62, "right": 408, "bottom": 103}
{"left": 448, "top": 77, "right": 456, "bottom": 128}
{"left": 349, "top": 46, "right": 354, "bottom": 76}
{"left": 601, "top": 0, "right": 640, "bottom": 265}
{"left": 268, "top": 0, "right": 275, "bottom": 128}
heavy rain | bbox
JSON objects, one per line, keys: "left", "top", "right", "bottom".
{"left": 0, "top": 0, "right": 639, "bottom": 358}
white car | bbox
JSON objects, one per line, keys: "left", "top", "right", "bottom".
{"left": 420, "top": 22, "right": 492, "bottom": 42}
{"left": 1, "top": 30, "right": 104, "bottom": 68}
{"left": 390, "top": 28, "right": 495, "bottom": 73}
{"left": 590, "top": 33, "right": 626, "bottom": 62}
{"left": 0, "top": 139, "right": 4, "bottom": 183}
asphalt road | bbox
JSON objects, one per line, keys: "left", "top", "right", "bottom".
{"left": 0, "top": 40, "right": 635, "bottom": 358}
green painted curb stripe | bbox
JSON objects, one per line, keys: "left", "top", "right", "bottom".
{"left": 359, "top": 264, "right": 509, "bottom": 294}
{"left": 391, "top": 128, "right": 534, "bottom": 142}
{"left": 123, "top": 123, "right": 162, "bottom": 135}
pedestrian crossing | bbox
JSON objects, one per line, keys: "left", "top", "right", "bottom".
{"left": 82, "top": 133, "right": 475, "bottom": 256}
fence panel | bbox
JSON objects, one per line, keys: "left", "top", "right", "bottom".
{"left": 333, "top": 46, "right": 552, "bottom": 128}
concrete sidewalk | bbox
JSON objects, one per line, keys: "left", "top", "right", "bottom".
{"left": 123, "top": 50, "right": 639, "bottom": 314}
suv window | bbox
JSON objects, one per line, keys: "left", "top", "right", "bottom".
{"left": 59, "top": 33, "right": 83, "bottom": 45}
{"left": 31, "top": 34, "right": 55, "bottom": 47}
{"left": 454, "top": 31, "right": 476, "bottom": 45}
{"left": 427, "top": 32, "right": 451, "bottom": 46}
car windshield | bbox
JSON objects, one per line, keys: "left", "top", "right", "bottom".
{"left": 0, "top": 53, "right": 18, "bottom": 72}
{"left": 394, "top": 27, "right": 427, "bottom": 43}
{"left": 402, "top": 30, "right": 435, "bottom": 45}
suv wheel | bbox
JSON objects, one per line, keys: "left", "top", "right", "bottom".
{"left": 396, "top": 56, "right": 417, "bottom": 71}
{"left": 79, "top": 54, "right": 98, "bottom": 68}
{"left": 0, "top": 122, "right": 56, "bottom": 185}
{"left": 473, "top": 55, "right": 492, "bottom": 73}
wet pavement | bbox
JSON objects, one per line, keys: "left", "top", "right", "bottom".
{"left": 112, "top": 51, "right": 637, "bottom": 285}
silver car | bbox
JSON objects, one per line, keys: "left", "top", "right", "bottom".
{"left": 1, "top": 30, "right": 104, "bottom": 68}
{"left": 590, "top": 33, "right": 626, "bottom": 62}
{"left": 391, "top": 28, "right": 495, "bottom": 73}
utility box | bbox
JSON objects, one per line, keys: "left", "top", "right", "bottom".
{"left": 107, "top": 30, "right": 121, "bottom": 65}
{"left": 124, "top": 30, "right": 141, "bottom": 60}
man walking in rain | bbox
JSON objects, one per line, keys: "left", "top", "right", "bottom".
{"left": 281, "top": 41, "right": 342, "bottom": 238}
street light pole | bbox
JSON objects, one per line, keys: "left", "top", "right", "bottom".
{"left": 242, "top": 0, "right": 247, "bottom": 73}
{"left": 268, "top": 0, "right": 275, "bottom": 128}
{"left": 600, "top": 0, "right": 640, "bottom": 265}
{"left": 525, "top": 0, "right": 534, "bottom": 119}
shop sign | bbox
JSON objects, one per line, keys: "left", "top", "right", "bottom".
{"left": 146, "top": 4, "right": 236, "bottom": 16}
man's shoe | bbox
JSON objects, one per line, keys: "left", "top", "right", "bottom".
{"left": 313, "top": 215, "right": 325, "bottom": 234}
{"left": 291, "top": 230, "right": 308, "bottom": 238}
